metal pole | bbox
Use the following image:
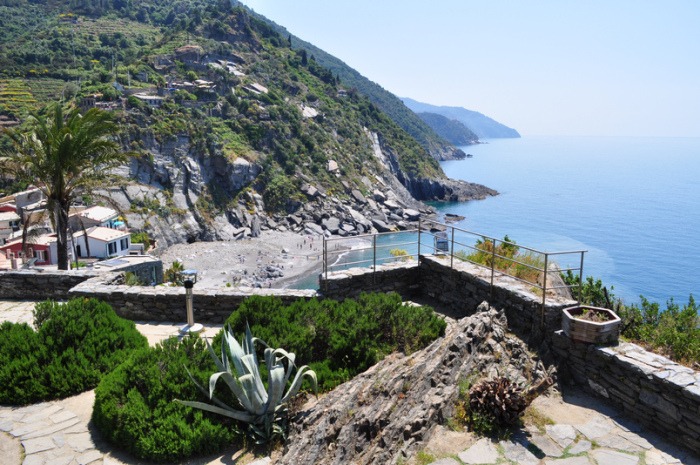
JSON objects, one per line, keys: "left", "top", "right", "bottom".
{"left": 450, "top": 226, "right": 455, "bottom": 269}
{"left": 542, "top": 254, "right": 549, "bottom": 328}
{"left": 578, "top": 251, "right": 585, "bottom": 305}
{"left": 417, "top": 219, "right": 421, "bottom": 258}
{"left": 185, "top": 280, "right": 194, "bottom": 327}
{"left": 373, "top": 234, "right": 377, "bottom": 285}
{"left": 323, "top": 236, "right": 327, "bottom": 293}
{"left": 490, "top": 239, "right": 496, "bottom": 299}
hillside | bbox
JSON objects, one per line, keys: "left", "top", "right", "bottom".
{"left": 402, "top": 97, "right": 520, "bottom": 139}
{"left": 0, "top": 0, "right": 496, "bottom": 248}
{"left": 238, "top": 4, "right": 467, "bottom": 162}
{"left": 417, "top": 112, "right": 479, "bottom": 147}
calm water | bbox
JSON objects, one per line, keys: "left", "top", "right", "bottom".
{"left": 436, "top": 136, "right": 700, "bottom": 305}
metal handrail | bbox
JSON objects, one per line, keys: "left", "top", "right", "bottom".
{"left": 322, "top": 220, "right": 587, "bottom": 318}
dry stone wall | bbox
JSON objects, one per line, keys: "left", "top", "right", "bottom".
{"left": 551, "top": 331, "right": 700, "bottom": 451}
{"left": 0, "top": 270, "right": 99, "bottom": 300}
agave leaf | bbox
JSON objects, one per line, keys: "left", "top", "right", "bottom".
{"left": 224, "top": 326, "right": 246, "bottom": 377}
{"left": 240, "top": 373, "right": 265, "bottom": 415}
{"left": 175, "top": 399, "right": 257, "bottom": 423}
{"left": 182, "top": 365, "right": 232, "bottom": 410}
{"left": 264, "top": 363, "right": 286, "bottom": 415}
{"left": 208, "top": 371, "right": 255, "bottom": 413}
{"left": 205, "top": 337, "right": 227, "bottom": 373}
{"left": 280, "top": 365, "right": 318, "bottom": 404}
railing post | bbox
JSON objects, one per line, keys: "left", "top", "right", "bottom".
{"left": 542, "top": 253, "right": 549, "bottom": 328}
{"left": 578, "top": 251, "right": 585, "bottom": 306}
{"left": 323, "top": 236, "right": 327, "bottom": 293}
{"left": 450, "top": 226, "right": 455, "bottom": 269}
{"left": 417, "top": 219, "right": 421, "bottom": 258}
{"left": 490, "top": 238, "right": 496, "bottom": 299}
{"left": 373, "top": 234, "right": 377, "bottom": 285}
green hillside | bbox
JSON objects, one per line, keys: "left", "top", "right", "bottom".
{"left": 0, "top": 0, "right": 445, "bottom": 213}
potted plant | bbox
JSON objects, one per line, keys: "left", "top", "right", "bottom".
{"left": 562, "top": 305, "right": 621, "bottom": 344}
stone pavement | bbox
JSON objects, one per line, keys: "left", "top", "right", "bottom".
{"left": 2, "top": 299, "right": 700, "bottom": 465}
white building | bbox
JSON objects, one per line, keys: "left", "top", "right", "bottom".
{"left": 73, "top": 226, "right": 131, "bottom": 259}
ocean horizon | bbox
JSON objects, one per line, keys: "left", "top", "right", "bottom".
{"left": 436, "top": 135, "right": 700, "bottom": 306}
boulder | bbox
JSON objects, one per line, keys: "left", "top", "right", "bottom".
{"left": 351, "top": 189, "right": 367, "bottom": 205}
{"left": 301, "top": 183, "right": 319, "bottom": 198}
{"left": 403, "top": 208, "right": 421, "bottom": 221}
{"left": 384, "top": 199, "right": 400, "bottom": 211}
{"left": 327, "top": 160, "right": 339, "bottom": 172}
{"left": 373, "top": 189, "right": 386, "bottom": 202}
{"left": 371, "top": 218, "right": 393, "bottom": 233}
{"left": 321, "top": 217, "right": 340, "bottom": 234}
{"left": 304, "top": 222, "right": 324, "bottom": 236}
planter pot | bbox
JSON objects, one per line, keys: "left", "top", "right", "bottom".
{"left": 562, "top": 306, "right": 621, "bottom": 344}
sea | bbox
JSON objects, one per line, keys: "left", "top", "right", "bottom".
{"left": 292, "top": 135, "right": 700, "bottom": 307}
{"left": 437, "top": 135, "right": 700, "bottom": 306}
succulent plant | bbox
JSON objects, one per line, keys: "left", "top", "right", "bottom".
{"left": 177, "top": 323, "right": 317, "bottom": 442}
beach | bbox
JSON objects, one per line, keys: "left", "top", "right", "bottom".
{"left": 154, "top": 230, "right": 325, "bottom": 289}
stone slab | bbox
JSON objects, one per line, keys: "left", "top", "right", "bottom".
{"left": 576, "top": 416, "right": 613, "bottom": 439}
{"left": 67, "top": 432, "right": 96, "bottom": 453}
{"left": 22, "top": 436, "right": 56, "bottom": 454}
{"left": 567, "top": 440, "right": 592, "bottom": 455}
{"left": 529, "top": 434, "right": 562, "bottom": 457}
{"left": 645, "top": 450, "right": 682, "bottom": 465}
{"left": 544, "top": 457, "right": 591, "bottom": 465}
{"left": 21, "top": 405, "right": 63, "bottom": 424}
{"left": 45, "top": 457, "right": 75, "bottom": 465}
{"left": 22, "top": 417, "right": 81, "bottom": 440}
{"left": 457, "top": 438, "right": 499, "bottom": 464}
{"left": 430, "top": 459, "right": 460, "bottom": 465}
{"left": 49, "top": 411, "right": 77, "bottom": 424}
{"left": 546, "top": 424, "right": 577, "bottom": 448}
{"left": 620, "top": 431, "right": 652, "bottom": 449}
{"left": 22, "top": 455, "right": 45, "bottom": 465}
{"left": 10, "top": 421, "right": 50, "bottom": 438}
{"left": 77, "top": 450, "right": 103, "bottom": 465}
{"left": 500, "top": 440, "right": 539, "bottom": 465}
{"left": 596, "top": 435, "right": 643, "bottom": 453}
{"left": 592, "top": 449, "right": 639, "bottom": 465}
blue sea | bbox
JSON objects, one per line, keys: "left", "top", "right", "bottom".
{"left": 436, "top": 136, "right": 700, "bottom": 306}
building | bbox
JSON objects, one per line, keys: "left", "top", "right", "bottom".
{"left": 0, "top": 211, "right": 20, "bottom": 245}
{"left": 0, "top": 234, "right": 62, "bottom": 266}
{"left": 72, "top": 226, "right": 131, "bottom": 259}
{"left": 68, "top": 206, "right": 121, "bottom": 231}
{"left": 132, "top": 94, "right": 165, "bottom": 108}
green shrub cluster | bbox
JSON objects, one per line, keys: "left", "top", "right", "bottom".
{"left": 562, "top": 272, "right": 700, "bottom": 364}
{"left": 0, "top": 298, "right": 148, "bottom": 405}
{"left": 93, "top": 336, "right": 240, "bottom": 462}
{"left": 217, "top": 292, "right": 447, "bottom": 390}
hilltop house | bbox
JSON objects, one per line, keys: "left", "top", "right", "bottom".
{"left": 0, "top": 211, "right": 21, "bottom": 245}
{"left": 72, "top": 226, "right": 131, "bottom": 259}
{"left": 0, "top": 233, "right": 68, "bottom": 266}
{"left": 68, "top": 206, "right": 121, "bottom": 231}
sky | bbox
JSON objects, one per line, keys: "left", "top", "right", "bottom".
{"left": 237, "top": 1, "right": 700, "bottom": 137}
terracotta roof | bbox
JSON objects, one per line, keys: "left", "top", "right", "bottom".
{"left": 76, "top": 206, "right": 118, "bottom": 223}
{"left": 80, "top": 226, "right": 130, "bottom": 242}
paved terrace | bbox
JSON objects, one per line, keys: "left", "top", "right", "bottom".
{"left": 1, "top": 300, "right": 698, "bottom": 465}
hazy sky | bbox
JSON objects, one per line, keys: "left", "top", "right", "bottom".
{"left": 237, "top": 1, "right": 700, "bottom": 137}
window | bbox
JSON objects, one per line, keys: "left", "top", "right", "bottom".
{"left": 108, "top": 242, "right": 116, "bottom": 255}
{"left": 120, "top": 238, "right": 128, "bottom": 250}
{"left": 34, "top": 250, "right": 46, "bottom": 262}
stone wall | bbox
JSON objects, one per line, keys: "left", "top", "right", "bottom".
{"left": 0, "top": 270, "right": 99, "bottom": 300}
{"left": 552, "top": 331, "right": 700, "bottom": 451}
{"left": 320, "top": 261, "right": 420, "bottom": 301}
{"left": 70, "top": 274, "right": 318, "bottom": 323}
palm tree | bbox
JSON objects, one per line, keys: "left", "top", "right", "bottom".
{"left": 0, "top": 103, "right": 129, "bottom": 270}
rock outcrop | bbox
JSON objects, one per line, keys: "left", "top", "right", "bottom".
{"left": 278, "top": 303, "right": 552, "bottom": 465}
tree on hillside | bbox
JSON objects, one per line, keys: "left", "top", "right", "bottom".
{"left": 0, "top": 104, "right": 129, "bottom": 270}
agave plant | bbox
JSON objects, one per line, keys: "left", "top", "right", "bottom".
{"left": 177, "top": 324, "right": 317, "bottom": 442}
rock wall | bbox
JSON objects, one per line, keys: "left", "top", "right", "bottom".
{"left": 551, "top": 331, "right": 700, "bottom": 451}
{"left": 69, "top": 274, "right": 317, "bottom": 323}
{"left": 0, "top": 271, "right": 99, "bottom": 300}
{"left": 320, "top": 261, "right": 420, "bottom": 300}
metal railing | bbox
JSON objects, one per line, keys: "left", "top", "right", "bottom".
{"left": 322, "top": 220, "right": 587, "bottom": 321}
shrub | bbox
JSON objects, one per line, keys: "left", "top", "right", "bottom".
{"left": 93, "top": 336, "right": 240, "bottom": 462}
{"left": 216, "top": 293, "right": 446, "bottom": 391}
{"left": 0, "top": 298, "right": 148, "bottom": 405}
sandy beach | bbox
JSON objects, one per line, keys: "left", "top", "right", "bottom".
{"left": 154, "top": 230, "right": 326, "bottom": 289}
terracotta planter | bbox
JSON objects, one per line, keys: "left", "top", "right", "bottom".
{"left": 562, "top": 306, "right": 621, "bottom": 344}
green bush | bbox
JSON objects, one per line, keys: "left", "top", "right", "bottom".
{"left": 216, "top": 292, "right": 446, "bottom": 391}
{"left": 93, "top": 336, "right": 240, "bottom": 462}
{"left": 0, "top": 298, "right": 148, "bottom": 405}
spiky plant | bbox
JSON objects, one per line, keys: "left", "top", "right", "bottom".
{"left": 176, "top": 324, "right": 318, "bottom": 443}
{"left": 468, "top": 376, "right": 552, "bottom": 427}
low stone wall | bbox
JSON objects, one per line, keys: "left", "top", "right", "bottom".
{"left": 320, "top": 261, "right": 420, "bottom": 301}
{"left": 552, "top": 331, "right": 700, "bottom": 451}
{"left": 70, "top": 274, "right": 318, "bottom": 323}
{"left": 0, "top": 270, "right": 99, "bottom": 300}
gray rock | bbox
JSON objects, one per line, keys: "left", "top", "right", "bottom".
{"left": 544, "top": 457, "right": 591, "bottom": 465}
{"left": 430, "top": 459, "right": 460, "bottom": 465}
{"left": 592, "top": 450, "right": 639, "bottom": 465}
{"left": 567, "top": 440, "right": 591, "bottom": 455}
{"left": 351, "top": 189, "right": 367, "bottom": 204}
{"left": 321, "top": 217, "right": 340, "bottom": 234}
{"left": 576, "top": 416, "right": 613, "bottom": 440}
{"left": 546, "top": 424, "right": 577, "bottom": 448}
{"left": 500, "top": 440, "right": 539, "bottom": 465}
{"left": 596, "top": 435, "right": 642, "bottom": 453}
{"left": 458, "top": 438, "right": 499, "bottom": 464}
{"left": 384, "top": 199, "right": 400, "bottom": 211}
{"left": 371, "top": 218, "right": 393, "bottom": 233}
{"left": 304, "top": 222, "right": 324, "bottom": 236}
{"left": 300, "top": 183, "right": 319, "bottom": 198}
{"left": 326, "top": 160, "right": 338, "bottom": 172}
{"left": 373, "top": 189, "right": 386, "bottom": 202}
{"left": 529, "top": 434, "right": 562, "bottom": 457}
{"left": 403, "top": 208, "right": 421, "bottom": 221}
